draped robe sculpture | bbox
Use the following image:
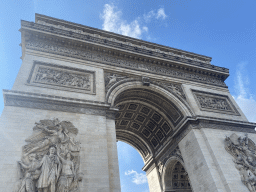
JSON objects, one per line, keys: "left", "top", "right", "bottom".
{"left": 225, "top": 133, "right": 256, "bottom": 192}
{"left": 15, "top": 119, "right": 82, "bottom": 192}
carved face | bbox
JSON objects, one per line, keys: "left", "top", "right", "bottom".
{"left": 49, "top": 147, "right": 56, "bottom": 155}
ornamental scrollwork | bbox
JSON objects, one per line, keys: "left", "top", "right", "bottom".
{"left": 225, "top": 133, "right": 256, "bottom": 192}
{"left": 14, "top": 118, "right": 82, "bottom": 192}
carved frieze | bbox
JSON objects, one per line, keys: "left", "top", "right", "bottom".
{"left": 24, "top": 19, "right": 219, "bottom": 68}
{"left": 25, "top": 39, "right": 227, "bottom": 87}
{"left": 15, "top": 119, "right": 82, "bottom": 192}
{"left": 225, "top": 133, "right": 256, "bottom": 192}
{"left": 27, "top": 61, "right": 95, "bottom": 94}
{"left": 193, "top": 90, "right": 240, "bottom": 115}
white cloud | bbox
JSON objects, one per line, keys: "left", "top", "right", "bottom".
{"left": 125, "top": 170, "right": 148, "bottom": 185}
{"left": 101, "top": 4, "right": 148, "bottom": 39}
{"left": 144, "top": 8, "right": 167, "bottom": 22}
{"left": 156, "top": 8, "right": 167, "bottom": 19}
{"left": 101, "top": 5, "right": 167, "bottom": 39}
{"left": 233, "top": 62, "right": 256, "bottom": 123}
{"left": 143, "top": 10, "right": 155, "bottom": 23}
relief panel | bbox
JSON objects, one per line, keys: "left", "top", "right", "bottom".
{"left": 14, "top": 118, "right": 82, "bottom": 192}
{"left": 192, "top": 90, "right": 240, "bottom": 115}
{"left": 27, "top": 61, "right": 95, "bottom": 94}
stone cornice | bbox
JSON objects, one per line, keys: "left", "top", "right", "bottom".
{"left": 3, "top": 89, "right": 117, "bottom": 116}
{"left": 22, "top": 34, "right": 227, "bottom": 87}
{"left": 174, "top": 116, "right": 256, "bottom": 144}
{"left": 20, "top": 19, "right": 229, "bottom": 80}
{"left": 34, "top": 14, "right": 212, "bottom": 62}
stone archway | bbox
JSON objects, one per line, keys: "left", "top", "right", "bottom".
{"left": 107, "top": 79, "right": 194, "bottom": 192}
{"left": 161, "top": 156, "right": 192, "bottom": 192}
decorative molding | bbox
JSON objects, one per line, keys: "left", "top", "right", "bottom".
{"left": 192, "top": 90, "right": 240, "bottom": 115}
{"left": 23, "top": 18, "right": 226, "bottom": 71}
{"left": 3, "top": 90, "right": 113, "bottom": 117}
{"left": 24, "top": 36, "right": 227, "bottom": 87}
{"left": 225, "top": 133, "right": 256, "bottom": 192}
{"left": 27, "top": 61, "right": 95, "bottom": 94}
{"left": 174, "top": 117, "right": 256, "bottom": 144}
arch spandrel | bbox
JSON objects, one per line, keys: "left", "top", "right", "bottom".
{"left": 106, "top": 80, "right": 194, "bottom": 118}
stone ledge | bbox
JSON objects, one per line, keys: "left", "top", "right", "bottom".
{"left": 3, "top": 89, "right": 118, "bottom": 116}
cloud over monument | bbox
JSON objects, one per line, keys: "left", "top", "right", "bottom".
{"left": 101, "top": 4, "right": 167, "bottom": 39}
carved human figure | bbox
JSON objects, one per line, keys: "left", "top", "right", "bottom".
{"left": 57, "top": 149, "right": 76, "bottom": 192}
{"left": 238, "top": 135, "right": 256, "bottom": 160}
{"left": 225, "top": 134, "right": 256, "bottom": 192}
{"left": 37, "top": 146, "right": 61, "bottom": 192}
{"left": 158, "top": 162, "right": 164, "bottom": 174}
{"left": 239, "top": 168, "right": 256, "bottom": 192}
{"left": 107, "top": 74, "right": 117, "bottom": 86}
{"left": 17, "top": 153, "right": 40, "bottom": 192}
{"left": 24, "top": 123, "right": 69, "bottom": 156}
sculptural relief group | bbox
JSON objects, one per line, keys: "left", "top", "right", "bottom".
{"left": 225, "top": 133, "right": 256, "bottom": 192}
{"left": 15, "top": 119, "right": 82, "bottom": 192}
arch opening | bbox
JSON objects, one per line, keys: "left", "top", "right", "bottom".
{"left": 163, "top": 160, "right": 192, "bottom": 192}
{"left": 114, "top": 88, "right": 187, "bottom": 158}
{"left": 117, "top": 141, "right": 150, "bottom": 192}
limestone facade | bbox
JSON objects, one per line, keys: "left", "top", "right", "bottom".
{"left": 0, "top": 13, "right": 256, "bottom": 192}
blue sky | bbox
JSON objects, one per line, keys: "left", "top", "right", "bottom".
{"left": 0, "top": 1, "right": 256, "bottom": 191}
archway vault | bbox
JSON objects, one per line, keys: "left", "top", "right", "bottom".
{"left": 111, "top": 81, "right": 194, "bottom": 162}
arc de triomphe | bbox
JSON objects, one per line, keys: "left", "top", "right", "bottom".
{"left": 1, "top": 14, "right": 256, "bottom": 192}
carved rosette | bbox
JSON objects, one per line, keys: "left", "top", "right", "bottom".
{"left": 225, "top": 133, "right": 256, "bottom": 192}
{"left": 15, "top": 119, "right": 82, "bottom": 192}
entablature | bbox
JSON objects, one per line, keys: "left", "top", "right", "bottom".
{"left": 19, "top": 16, "right": 230, "bottom": 87}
